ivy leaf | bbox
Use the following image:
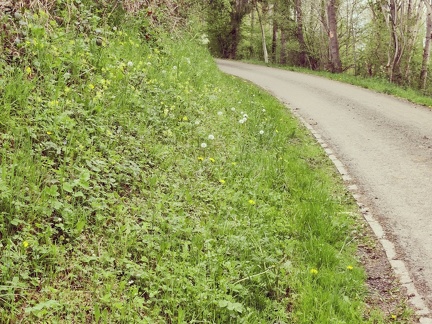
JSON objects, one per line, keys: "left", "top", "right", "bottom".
{"left": 62, "top": 182, "right": 74, "bottom": 193}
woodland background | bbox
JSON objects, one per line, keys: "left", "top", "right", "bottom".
{"left": 205, "top": 0, "right": 432, "bottom": 92}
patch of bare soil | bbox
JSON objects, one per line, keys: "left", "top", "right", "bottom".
{"left": 358, "top": 222, "right": 418, "bottom": 323}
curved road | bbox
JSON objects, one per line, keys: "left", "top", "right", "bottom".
{"left": 217, "top": 59, "right": 432, "bottom": 316}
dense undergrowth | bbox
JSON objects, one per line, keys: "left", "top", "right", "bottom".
{"left": 0, "top": 3, "right": 410, "bottom": 323}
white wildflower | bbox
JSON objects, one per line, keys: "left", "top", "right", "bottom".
{"left": 259, "top": 130, "right": 264, "bottom": 135}
{"left": 200, "top": 34, "right": 210, "bottom": 45}
{"left": 217, "top": 111, "right": 223, "bottom": 116}
{"left": 127, "top": 61, "right": 133, "bottom": 67}
{"left": 201, "top": 142, "right": 207, "bottom": 148}
{"left": 208, "top": 134, "right": 215, "bottom": 140}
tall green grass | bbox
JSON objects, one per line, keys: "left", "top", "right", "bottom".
{"left": 0, "top": 8, "right": 410, "bottom": 323}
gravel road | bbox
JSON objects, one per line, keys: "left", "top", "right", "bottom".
{"left": 217, "top": 59, "right": 432, "bottom": 313}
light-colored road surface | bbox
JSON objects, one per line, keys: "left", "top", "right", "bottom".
{"left": 217, "top": 59, "right": 432, "bottom": 313}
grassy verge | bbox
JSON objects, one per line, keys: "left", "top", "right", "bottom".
{"left": 243, "top": 59, "right": 432, "bottom": 108}
{"left": 0, "top": 9, "right": 409, "bottom": 323}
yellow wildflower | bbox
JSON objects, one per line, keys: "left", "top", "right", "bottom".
{"left": 219, "top": 179, "right": 225, "bottom": 184}
{"left": 47, "top": 131, "right": 53, "bottom": 135}
{"left": 209, "top": 158, "right": 215, "bottom": 163}
{"left": 310, "top": 268, "right": 318, "bottom": 275}
{"left": 25, "top": 67, "right": 32, "bottom": 75}
{"left": 88, "top": 84, "right": 95, "bottom": 90}
{"left": 248, "top": 199, "right": 256, "bottom": 205}
{"left": 23, "top": 241, "right": 29, "bottom": 248}
{"left": 182, "top": 116, "right": 188, "bottom": 121}
{"left": 197, "top": 156, "right": 204, "bottom": 161}
{"left": 347, "top": 265, "right": 353, "bottom": 271}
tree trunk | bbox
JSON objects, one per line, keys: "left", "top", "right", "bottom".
{"left": 272, "top": 2, "right": 278, "bottom": 63}
{"left": 388, "top": 0, "right": 403, "bottom": 82}
{"left": 295, "top": 0, "right": 307, "bottom": 67}
{"left": 320, "top": 0, "right": 329, "bottom": 69}
{"left": 403, "top": 0, "right": 421, "bottom": 84}
{"left": 280, "top": 28, "right": 287, "bottom": 64}
{"left": 250, "top": 5, "right": 255, "bottom": 58}
{"left": 226, "top": 21, "right": 241, "bottom": 59}
{"left": 255, "top": 1, "right": 269, "bottom": 64}
{"left": 327, "top": 0, "right": 342, "bottom": 72}
{"left": 421, "top": 0, "right": 432, "bottom": 89}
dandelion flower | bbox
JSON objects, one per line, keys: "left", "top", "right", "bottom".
{"left": 201, "top": 143, "right": 207, "bottom": 148}
{"left": 88, "top": 84, "right": 95, "bottom": 90}
{"left": 25, "top": 66, "right": 31, "bottom": 75}
{"left": 208, "top": 134, "right": 215, "bottom": 140}
{"left": 198, "top": 156, "right": 204, "bottom": 161}
{"left": 127, "top": 61, "right": 133, "bottom": 67}
{"left": 182, "top": 116, "right": 188, "bottom": 121}
{"left": 219, "top": 179, "right": 225, "bottom": 184}
{"left": 243, "top": 114, "right": 248, "bottom": 119}
{"left": 248, "top": 199, "right": 256, "bottom": 205}
{"left": 239, "top": 118, "right": 246, "bottom": 124}
{"left": 22, "top": 241, "right": 29, "bottom": 248}
{"left": 217, "top": 111, "right": 223, "bottom": 116}
{"left": 391, "top": 315, "right": 397, "bottom": 319}
{"left": 47, "top": 131, "right": 53, "bottom": 135}
{"left": 310, "top": 268, "right": 318, "bottom": 275}
{"left": 262, "top": 109, "right": 266, "bottom": 112}
{"left": 231, "top": 107, "right": 236, "bottom": 111}
{"left": 209, "top": 158, "right": 215, "bottom": 163}
{"left": 347, "top": 265, "right": 353, "bottom": 271}
{"left": 259, "top": 130, "right": 264, "bottom": 135}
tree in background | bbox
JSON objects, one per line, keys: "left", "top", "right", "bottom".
{"left": 295, "top": 0, "right": 308, "bottom": 67}
{"left": 206, "top": 0, "right": 252, "bottom": 58}
{"left": 254, "top": 0, "right": 269, "bottom": 63}
{"left": 421, "top": 0, "right": 432, "bottom": 89}
{"left": 327, "top": 0, "right": 342, "bottom": 72}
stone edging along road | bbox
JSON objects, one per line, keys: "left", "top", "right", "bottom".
{"left": 216, "top": 59, "right": 432, "bottom": 323}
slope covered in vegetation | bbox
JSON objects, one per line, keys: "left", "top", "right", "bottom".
{"left": 0, "top": 1, "right": 409, "bottom": 322}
